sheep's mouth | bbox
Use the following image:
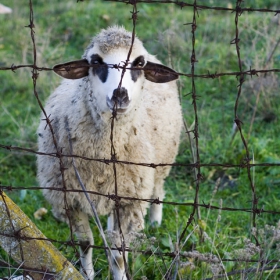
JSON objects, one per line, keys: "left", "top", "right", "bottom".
{"left": 115, "top": 108, "right": 128, "bottom": 114}
{"left": 109, "top": 106, "right": 129, "bottom": 114}
{"left": 106, "top": 103, "right": 129, "bottom": 114}
{"left": 106, "top": 97, "right": 130, "bottom": 114}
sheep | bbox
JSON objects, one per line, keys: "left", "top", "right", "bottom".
{"left": 37, "top": 26, "right": 183, "bottom": 280}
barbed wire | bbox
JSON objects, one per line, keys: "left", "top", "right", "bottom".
{"left": 0, "top": 0, "right": 280, "bottom": 279}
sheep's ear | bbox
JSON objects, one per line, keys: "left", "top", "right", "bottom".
{"left": 53, "top": 59, "right": 89, "bottom": 79}
{"left": 143, "top": 61, "right": 178, "bottom": 83}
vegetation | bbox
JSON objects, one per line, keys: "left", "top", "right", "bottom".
{"left": 0, "top": 0, "right": 279, "bottom": 279}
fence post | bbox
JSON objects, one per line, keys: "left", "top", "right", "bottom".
{"left": 0, "top": 191, "right": 84, "bottom": 280}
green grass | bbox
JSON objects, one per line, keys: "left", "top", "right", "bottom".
{"left": 0, "top": 0, "right": 280, "bottom": 279}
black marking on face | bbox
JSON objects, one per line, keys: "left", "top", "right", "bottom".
{"left": 131, "top": 55, "right": 145, "bottom": 82}
{"left": 90, "top": 54, "right": 108, "bottom": 83}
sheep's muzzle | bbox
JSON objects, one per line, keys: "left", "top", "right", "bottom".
{"left": 106, "top": 87, "right": 130, "bottom": 114}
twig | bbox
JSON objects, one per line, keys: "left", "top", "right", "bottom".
{"left": 65, "top": 116, "right": 114, "bottom": 276}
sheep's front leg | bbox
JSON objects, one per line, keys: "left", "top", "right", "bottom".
{"left": 70, "top": 210, "right": 94, "bottom": 280}
{"left": 107, "top": 205, "right": 146, "bottom": 280}
{"left": 107, "top": 212, "right": 128, "bottom": 280}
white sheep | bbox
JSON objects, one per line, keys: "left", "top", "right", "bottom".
{"left": 37, "top": 26, "right": 182, "bottom": 280}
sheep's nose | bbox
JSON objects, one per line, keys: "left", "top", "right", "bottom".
{"left": 112, "top": 87, "right": 129, "bottom": 105}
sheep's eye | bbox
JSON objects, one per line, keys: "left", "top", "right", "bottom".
{"left": 132, "top": 56, "right": 145, "bottom": 68}
{"left": 90, "top": 54, "right": 103, "bottom": 65}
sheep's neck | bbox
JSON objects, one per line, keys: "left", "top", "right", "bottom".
{"left": 87, "top": 109, "right": 139, "bottom": 161}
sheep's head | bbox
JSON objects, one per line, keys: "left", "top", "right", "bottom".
{"left": 53, "top": 26, "right": 178, "bottom": 115}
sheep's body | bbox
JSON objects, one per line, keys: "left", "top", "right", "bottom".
{"left": 37, "top": 26, "right": 182, "bottom": 280}
{"left": 38, "top": 69, "right": 180, "bottom": 221}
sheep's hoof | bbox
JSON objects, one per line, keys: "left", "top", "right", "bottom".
{"left": 150, "top": 220, "right": 160, "bottom": 228}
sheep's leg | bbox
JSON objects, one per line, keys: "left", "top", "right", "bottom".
{"left": 111, "top": 250, "right": 128, "bottom": 280}
{"left": 70, "top": 210, "right": 94, "bottom": 280}
{"left": 107, "top": 212, "right": 128, "bottom": 280}
{"left": 107, "top": 205, "right": 145, "bottom": 280}
{"left": 150, "top": 178, "right": 165, "bottom": 226}
{"left": 150, "top": 201, "right": 163, "bottom": 226}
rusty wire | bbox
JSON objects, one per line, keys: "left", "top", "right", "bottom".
{"left": 0, "top": 0, "right": 280, "bottom": 279}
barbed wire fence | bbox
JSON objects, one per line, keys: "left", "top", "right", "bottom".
{"left": 0, "top": 0, "right": 280, "bottom": 279}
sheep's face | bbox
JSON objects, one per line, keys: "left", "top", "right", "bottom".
{"left": 85, "top": 46, "right": 151, "bottom": 115}
{"left": 53, "top": 36, "right": 178, "bottom": 116}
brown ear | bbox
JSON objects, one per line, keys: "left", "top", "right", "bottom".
{"left": 143, "top": 61, "right": 178, "bottom": 83}
{"left": 53, "top": 59, "right": 89, "bottom": 79}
